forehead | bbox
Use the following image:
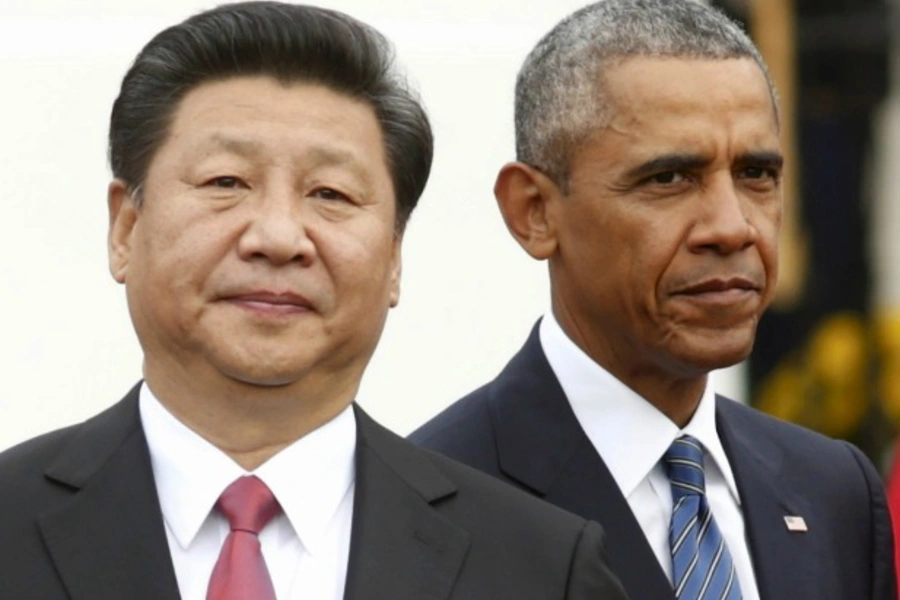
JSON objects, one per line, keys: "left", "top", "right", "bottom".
{"left": 591, "top": 56, "right": 779, "bottom": 158}
{"left": 156, "top": 76, "right": 388, "bottom": 175}
{"left": 608, "top": 56, "right": 774, "bottom": 113}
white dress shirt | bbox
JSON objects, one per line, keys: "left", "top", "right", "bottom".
{"left": 540, "top": 314, "right": 761, "bottom": 600}
{"left": 140, "top": 383, "right": 355, "bottom": 600}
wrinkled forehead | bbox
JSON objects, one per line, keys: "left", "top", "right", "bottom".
{"left": 573, "top": 57, "right": 782, "bottom": 172}
{"left": 601, "top": 55, "right": 779, "bottom": 129}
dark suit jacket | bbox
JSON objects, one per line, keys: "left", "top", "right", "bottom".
{"left": 0, "top": 383, "right": 629, "bottom": 600}
{"left": 411, "top": 323, "right": 897, "bottom": 600}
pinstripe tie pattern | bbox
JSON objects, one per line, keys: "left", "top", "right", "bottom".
{"left": 663, "top": 435, "right": 742, "bottom": 600}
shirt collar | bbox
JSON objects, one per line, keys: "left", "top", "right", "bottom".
{"left": 139, "top": 383, "right": 356, "bottom": 555}
{"left": 539, "top": 313, "right": 740, "bottom": 503}
{"left": 681, "top": 373, "right": 740, "bottom": 504}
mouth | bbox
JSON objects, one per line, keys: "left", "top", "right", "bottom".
{"left": 675, "top": 277, "right": 761, "bottom": 296}
{"left": 670, "top": 277, "right": 762, "bottom": 308}
{"left": 224, "top": 291, "right": 314, "bottom": 315}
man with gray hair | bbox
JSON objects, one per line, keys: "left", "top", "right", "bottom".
{"left": 413, "top": 1, "right": 896, "bottom": 599}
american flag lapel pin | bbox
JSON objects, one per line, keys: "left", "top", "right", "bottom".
{"left": 783, "top": 515, "right": 808, "bottom": 532}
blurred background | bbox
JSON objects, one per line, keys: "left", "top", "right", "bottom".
{"left": 2, "top": 0, "right": 900, "bottom": 485}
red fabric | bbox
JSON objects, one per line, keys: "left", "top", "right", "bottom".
{"left": 887, "top": 450, "right": 900, "bottom": 599}
{"left": 207, "top": 476, "right": 280, "bottom": 600}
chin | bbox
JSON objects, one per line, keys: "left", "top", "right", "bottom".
{"left": 216, "top": 365, "right": 303, "bottom": 388}
{"left": 212, "top": 351, "right": 318, "bottom": 388}
{"left": 231, "top": 372, "right": 303, "bottom": 387}
{"left": 670, "top": 329, "right": 756, "bottom": 373}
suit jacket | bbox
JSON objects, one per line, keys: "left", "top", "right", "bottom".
{"left": 411, "top": 323, "right": 897, "bottom": 600}
{"left": 0, "top": 383, "right": 629, "bottom": 600}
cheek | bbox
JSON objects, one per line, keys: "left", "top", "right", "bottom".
{"left": 632, "top": 219, "right": 685, "bottom": 285}
{"left": 760, "top": 232, "right": 780, "bottom": 289}
{"left": 133, "top": 211, "right": 236, "bottom": 296}
{"left": 752, "top": 204, "right": 781, "bottom": 271}
{"left": 313, "top": 225, "right": 397, "bottom": 296}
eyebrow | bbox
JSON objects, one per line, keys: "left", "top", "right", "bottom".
{"left": 734, "top": 151, "right": 784, "bottom": 171}
{"left": 624, "top": 150, "right": 784, "bottom": 180}
{"left": 202, "top": 134, "right": 264, "bottom": 157}
{"left": 197, "top": 135, "right": 375, "bottom": 184}
{"left": 306, "top": 147, "right": 366, "bottom": 170}
{"left": 624, "top": 154, "right": 710, "bottom": 181}
{"left": 202, "top": 135, "right": 361, "bottom": 164}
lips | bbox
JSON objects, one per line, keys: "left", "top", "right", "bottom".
{"left": 223, "top": 290, "right": 314, "bottom": 314}
{"left": 675, "top": 277, "right": 761, "bottom": 295}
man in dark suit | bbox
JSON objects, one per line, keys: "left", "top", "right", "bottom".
{"left": 412, "top": 1, "right": 896, "bottom": 599}
{"left": 0, "top": 4, "right": 629, "bottom": 599}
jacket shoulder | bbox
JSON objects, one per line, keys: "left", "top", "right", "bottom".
{"left": 0, "top": 424, "right": 79, "bottom": 484}
{"left": 719, "top": 397, "right": 885, "bottom": 520}
{"left": 425, "top": 445, "right": 585, "bottom": 530}
{"left": 360, "top": 407, "right": 628, "bottom": 599}
{"left": 408, "top": 383, "right": 500, "bottom": 471}
{"left": 0, "top": 388, "right": 141, "bottom": 513}
{"left": 720, "top": 396, "right": 865, "bottom": 464}
{"left": 416, "top": 446, "right": 626, "bottom": 599}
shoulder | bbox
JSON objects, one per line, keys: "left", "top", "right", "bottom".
{"left": 0, "top": 422, "right": 84, "bottom": 584}
{"left": 0, "top": 424, "right": 79, "bottom": 489}
{"left": 718, "top": 396, "right": 885, "bottom": 516}
{"left": 409, "top": 383, "right": 494, "bottom": 451}
{"left": 720, "top": 398, "right": 896, "bottom": 597}
{"left": 408, "top": 379, "right": 512, "bottom": 480}
{"left": 414, "top": 445, "right": 625, "bottom": 598}
{"left": 365, "top": 411, "right": 586, "bottom": 555}
{"left": 360, "top": 410, "right": 627, "bottom": 598}
{"left": 424, "top": 445, "right": 586, "bottom": 533}
{"left": 719, "top": 396, "right": 870, "bottom": 467}
{"left": 0, "top": 388, "right": 141, "bottom": 515}
{"left": 411, "top": 322, "right": 546, "bottom": 450}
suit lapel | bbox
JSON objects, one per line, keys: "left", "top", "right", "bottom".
{"left": 343, "top": 407, "right": 470, "bottom": 600}
{"left": 488, "top": 325, "right": 675, "bottom": 600}
{"left": 717, "top": 397, "right": 823, "bottom": 600}
{"left": 38, "top": 385, "right": 180, "bottom": 600}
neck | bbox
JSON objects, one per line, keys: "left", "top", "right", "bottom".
{"left": 629, "top": 375, "right": 706, "bottom": 428}
{"left": 581, "top": 347, "right": 707, "bottom": 427}
{"left": 551, "top": 304, "right": 708, "bottom": 429}
{"left": 143, "top": 359, "right": 358, "bottom": 470}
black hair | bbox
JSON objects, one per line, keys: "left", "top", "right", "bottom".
{"left": 109, "top": 1, "right": 432, "bottom": 229}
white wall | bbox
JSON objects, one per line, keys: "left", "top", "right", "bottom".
{"left": 0, "top": 0, "right": 745, "bottom": 450}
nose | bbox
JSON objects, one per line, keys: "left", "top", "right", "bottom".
{"left": 236, "top": 186, "right": 316, "bottom": 266}
{"left": 688, "top": 176, "right": 758, "bottom": 255}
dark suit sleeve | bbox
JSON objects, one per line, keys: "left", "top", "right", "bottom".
{"left": 564, "top": 520, "right": 630, "bottom": 600}
{"left": 844, "top": 442, "right": 898, "bottom": 600}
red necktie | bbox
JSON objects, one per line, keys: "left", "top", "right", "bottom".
{"left": 206, "top": 476, "right": 280, "bottom": 600}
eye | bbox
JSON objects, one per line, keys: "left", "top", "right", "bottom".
{"left": 204, "top": 176, "right": 247, "bottom": 189}
{"left": 312, "top": 187, "right": 350, "bottom": 202}
{"left": 648, "top": 172, "right": 687, "bottom": 185}
{"left": 737, "top": 166, "right": 781, "bottom": 194}
{"left": 740, "top": 166, "right": 779, "bottom": 181}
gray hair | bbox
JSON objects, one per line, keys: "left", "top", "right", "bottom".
{"left": 516, "top": 0, "right": 777, "bottom": 189}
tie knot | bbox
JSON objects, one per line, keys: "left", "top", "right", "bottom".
{"left": 217, "top": 476, "right": 280, "bottom": 534}
{"left": 663, "top": 435, "right": 706, "bottom": 500}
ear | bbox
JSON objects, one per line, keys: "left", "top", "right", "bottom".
{"left": 108, "top": 179, "right": 139, "bottom": 284}
{"left": 388, "top": 234, "right": 402, "bottom": 308}
{"left": 494, "top": 162, "right": 561, "bottom": 260}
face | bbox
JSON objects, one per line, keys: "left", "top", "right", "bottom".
{"left": 545, "top": 57, "right": 782, "bottom": 383}
{"left": 108, "top": 76, "right": 401, "bottom": 393}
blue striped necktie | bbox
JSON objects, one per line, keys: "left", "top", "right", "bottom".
{"left": 663, "top": 435, "right": 742, "bottom": 600}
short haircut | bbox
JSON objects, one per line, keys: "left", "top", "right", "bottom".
{"left": 516, "top": 0, "right": 776, "bottom": 189}
{"left": 109, "top": 1, "right": 432, "bottom": 230}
